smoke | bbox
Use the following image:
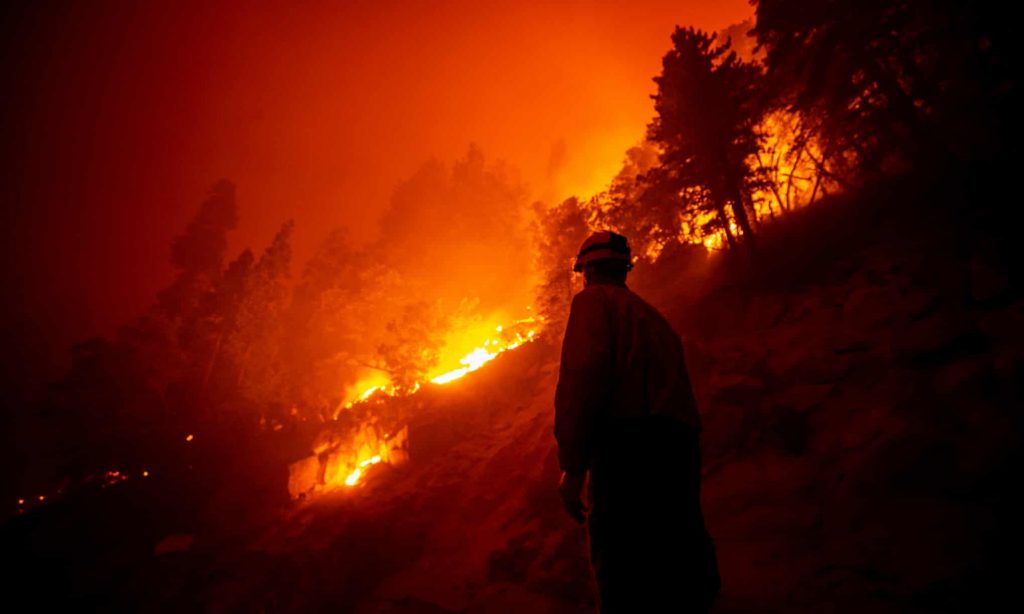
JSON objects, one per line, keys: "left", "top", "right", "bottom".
{"left": 288, "top": 145, "right": 537, "bottom": 408}
{"left": 717, "top": 19, "right": 760, "bottom": 63}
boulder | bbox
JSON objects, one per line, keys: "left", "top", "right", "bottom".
{"left": 287, "top": 455, "right": 321, "bottom": 499}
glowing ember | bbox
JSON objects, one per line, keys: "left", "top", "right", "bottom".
{"left": 431, "top": 347, "right": 498, "bottom": 384}
{"left": 427, "top": 319, "right": 540, "bottom": 385}
{"left": 344, "top": 455, "right": 383, "bottom": 487}
{"left": 17, "top": 499, "right": 24, "bottom": 505}
{"left": 185, "top": 434, "right": 194, "bottom": 442}
{"left": 343, "top": 315, "right": 541, "bottom": 402}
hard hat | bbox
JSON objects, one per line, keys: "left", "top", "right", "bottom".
{"left": 573, "top": 231, "right": 633, "bottom": 272}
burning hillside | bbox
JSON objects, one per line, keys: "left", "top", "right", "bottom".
{"left": 288, "top": 315, "right": 540, "bottom": 498}
{"left": 4, "top": 1, "right": 1019, "bottom": 611}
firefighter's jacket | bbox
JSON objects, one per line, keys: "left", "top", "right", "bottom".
{"left": 554, "top": 281, "right": 701, "bottom": 473}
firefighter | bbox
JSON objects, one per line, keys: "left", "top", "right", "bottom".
{"left": 554, "top": 231, "right": 720, "bottom": 613}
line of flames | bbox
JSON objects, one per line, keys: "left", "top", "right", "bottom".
{"left": 328, "top": 319, "right": 540, "bottom": 489}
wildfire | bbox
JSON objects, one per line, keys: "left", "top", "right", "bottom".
{"left": 344, "top": 316, "right": 540, "bottom": 403}
{"left": 290, "top": 314, "right": 541, "bottom": 499}
{"left": 427, "top": 320, "right": 538, "bottom": 385}
{"left": 343, "top": 455, "right": 383, "bottom": 487}
{"left": 664, "top": 110, "right": 835, "bottom": 253}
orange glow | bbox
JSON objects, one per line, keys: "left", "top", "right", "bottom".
{"left": 430, "top": 347, "right": 499, "bottom": 385}
{"left": 344, "top": 468, "right": 362, "bottom": 487}
{"left": 7, "top": 0, "right": 762, "bottom": 511}
{"left": 289, "top": 316, "right": 539, "bottom": 500}
{"left": 340, "top": 314, "right": 541, "bottom": 406}
{"left": 17, "top": 499, "right": 24, "bottom": 505}
{"left": 3, "top": 1, "right": 755, "bottom": 374}
{"left": 295, "top": 318, "right": 539, "bottom": 499}
{"left": 344, "top": 455, "right": 383, "bottom": 487}
{"left": 426, "top": 317, "right": 540, "bottom": 385}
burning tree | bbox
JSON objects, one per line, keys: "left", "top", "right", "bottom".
{"left": 533, "top": 196, "right": 590, "bottom": 329}
{"left": 752, "top": 0, "right": 1015, "bottom": 177}
{"left": 646, "top": 27, "right": 766, "bottom": 249}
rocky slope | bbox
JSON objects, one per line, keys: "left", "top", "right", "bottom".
{"left": 6, "top": 168, "right": 1020, "bottom": 612}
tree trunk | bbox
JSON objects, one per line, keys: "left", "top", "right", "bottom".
{"left": 716, "top": 203, "right": 737, "bottom": 250}
{"left": 729, "top": 185, "right": 755, "bottom": 243}
{"left": 202, "top": 332, "right": 224, "bottom": 391}
{"left": 755, "top": 150, "right": 786, "bottom": 214}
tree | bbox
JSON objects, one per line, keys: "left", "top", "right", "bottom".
{"left": 591, "top": 141, "right": 684, "bottom": 260}
{"left": 533, "top": 197, "right": 590, "bottom": 328}
{"left": 157, "top": 180, "right": 238, "bottom": 322}
{"left": 752, "top": 0, "right": 1017, "bottom": 174}
{"left": 227, "top": 220, "right": 294, "bottom": 407}
{"left": 376, "top": 302, "right": 448, "bottom": 390}
{"left": 647, "top": 27, "right": 766, "bottom": 246}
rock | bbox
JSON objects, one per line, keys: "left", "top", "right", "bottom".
{"left": 900, "top": 289, "right": 942, "bottom": 321}
{"left": 288, "top": 455, "right": 321, "bottom": 499}
{"left": 842, "top": 285, "right": 897, "bottom": 331}
{"left": 747, "top": 294, "right": 787, "bottom": 330}
{"left": 154, "top": 534, "right": 194, "bottom": 556}
{"left": 970, "top": 255, "right": 1010, "bottom": 303}
{"left": 702, "top": 403, "right": 747, "bottom": 454}
{"left": 931, "top": 356, "right": 993, "bottom": 394}
{"left": 790, "top": 352, "right": 850, "bottom": 385}
{"left": 710, "top": 374, "right": 766, "bottom": 405}
{"left": 892, "top": 313, "right": 985, "bottom": 365}
{"left": 768, "top": 409, "right": 812, "bottom": 456}
{"left": 773, "top": 383, "right": 835, "bottom": 413}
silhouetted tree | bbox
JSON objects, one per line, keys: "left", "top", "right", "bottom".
{"left": 157, "top": 180, "right": 238, "bottom": 322}
{"left": 752, "top": 0, "right": 1017, "bottom": 173}
{"left": 229, "top": 221, "right": 294, "bottom": 408}
{"left": 591, "top": 141, "right": 682, "bottom": 259}
{"left": 186, "top": 248, "right": 255, "bottom": 390}
{"left": 376, "top": 302, "right": 448, "bottom": 390}
{"left": 35, "top": 338, "right": 173, "bottom": 486}
{"left": 533, "top": 197, "right": 590, "bottom": 328}
{"left": 647, "top": 27, "right": 766, "bottom": 246}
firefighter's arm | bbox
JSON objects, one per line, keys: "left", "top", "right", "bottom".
{"left": 554, "top": 289, "right": 613, "bottom": 476}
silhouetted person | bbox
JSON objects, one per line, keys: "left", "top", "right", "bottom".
{"left": 555, "top": 231, "right": 720, "bottom": 613}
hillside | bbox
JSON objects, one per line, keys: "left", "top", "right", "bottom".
{"left": 4, "top": 166, "right": 1020, "bottom": 612}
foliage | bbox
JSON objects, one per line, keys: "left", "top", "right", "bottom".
{"left": 646, "top": 27, "right": 767, "bottom": 244}
{"left": 753, "top": 0, "right": 1017, "bottom": 175}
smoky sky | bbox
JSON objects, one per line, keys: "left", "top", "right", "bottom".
{"left": 0, "top": 0, "right": 752, "bottom": 385}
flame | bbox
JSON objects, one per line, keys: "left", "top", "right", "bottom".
{"left": 343, "top": 455, "right": 383, "bottom": 487}
{"left": 185, "top": 434, "right": 194, "bottom": 442}
{"left": 430, "top": 346, "right": 498, "bottom": 384}
{"left": 290, "top": 314, "right": 540, "bottom": 500}
{"left": 426, "top": 318, "right": 539, "bottom": 385}
{"left": 344, "top": 315, "right": 540, "bottom": 400}
{"left": 661, "top": 110, "right": 835, "bottom": 253}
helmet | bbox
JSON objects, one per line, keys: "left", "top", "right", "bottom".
{"left": 573, "top": 231, "right": 633, "bottom": 272}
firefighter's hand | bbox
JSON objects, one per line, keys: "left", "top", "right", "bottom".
{"left": 558, "top": 471, "right": 588, "bottom": 524}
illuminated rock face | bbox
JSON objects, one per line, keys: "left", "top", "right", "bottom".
{"left": 288, "top": 426, "right": 410, "bottom": 499}
{"left": 287, "top": 456, "right": 322, "bottom": 500}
